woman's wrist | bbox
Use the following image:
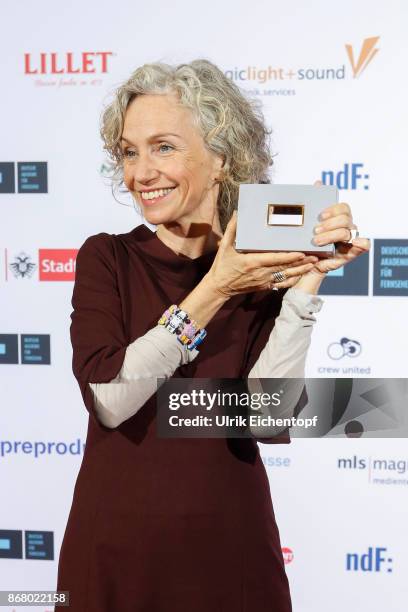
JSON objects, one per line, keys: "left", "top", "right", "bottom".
{"left": 178, "top": 272, "right": 230, "bottom": 330}
{"left": 293, "top": 268, "right": 327, "bottom": 295}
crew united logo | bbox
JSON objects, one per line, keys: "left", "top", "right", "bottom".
{"left": 9, "top": 252, "right": 37, "bottom": 279}
{"left": 327, "top": 338, "right": 362, "bottom": 360}
{"left": 346, "top": 36, "right": 380, "bottom": 78}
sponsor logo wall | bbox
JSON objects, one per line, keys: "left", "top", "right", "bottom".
{"left": 1, "top": 2, "right": 407, "bottom": 611}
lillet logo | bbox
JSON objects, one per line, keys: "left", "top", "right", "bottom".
{"left": 346, "top": 36, "right": 380, "bottom": 78}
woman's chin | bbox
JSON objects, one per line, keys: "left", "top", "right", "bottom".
{"left": 142, "top": 209, "right": 175, "bottom": 226}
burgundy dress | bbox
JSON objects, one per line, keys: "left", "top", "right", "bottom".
{"left": 56, "top": 223, "right": 292, "bottom": 612}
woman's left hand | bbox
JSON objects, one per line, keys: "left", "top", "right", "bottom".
{"left": 310, "top": 201, "right": 370, "bottom": 275}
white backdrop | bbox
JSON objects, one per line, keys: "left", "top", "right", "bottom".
{"left": 1, "top": 1, "right": 407, "bottom": 611}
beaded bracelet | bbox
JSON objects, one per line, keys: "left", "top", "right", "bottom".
{"left": 158, "top": 304, "right": 207, "bottom": 351}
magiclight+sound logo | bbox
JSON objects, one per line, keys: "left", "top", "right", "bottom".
{"left": 224, "top": 37, "right": 380, "bottom": 92}
{"left": 346, "top": 36, "right": 380, "bottom": 78}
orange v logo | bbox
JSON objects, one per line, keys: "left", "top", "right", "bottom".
{"left": 345, "top": 37, "right": 380, "bottom": 77}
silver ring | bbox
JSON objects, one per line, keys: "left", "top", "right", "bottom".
{"left": 345, "top": 228, "right": 359, "bottom": 243}
{"left": 271, "top": 270, "right": 287, "bottom": 283}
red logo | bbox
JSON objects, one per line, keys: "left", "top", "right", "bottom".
{"left": 24, "top": 52, "right": 113, "bottom": 75}
{"left": 39, "top": 249, "right": 78, "bottom": 281}
{"left": 282, "top": 547, "right": 294, "bottom": 564}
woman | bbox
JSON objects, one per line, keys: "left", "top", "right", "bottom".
{"left": 56, "top": 59, "right": 369, "bottom": 611}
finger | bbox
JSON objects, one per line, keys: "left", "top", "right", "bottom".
{"left": 249, "top": 251, "right": 306, "bottom": 267}
{"left": 313, "top": 227, "right": 354, "bottom": 246}
{"left": 266, "top": 263, "right": 316, "bottom": 288}
{"left": 273, "top": 256, "right": 319, "bottom": 272}
{"left": 319, "top": 202, "right": 351, "bottom": 220}
{"left": 352, "top": 237, "right": 370, "bottom": 251}
{"left": 220, "top": 210, "right": 237, "bottom": 250}
{"left": 314, "top": 214, "right": 353, "bottom": 234}
{"left": 270, "top": 275, "right": 301, "bottom": 290}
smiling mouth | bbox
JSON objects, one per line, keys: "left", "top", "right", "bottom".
{"left": 139, "top": 187, "right": 176, "bottom": 203}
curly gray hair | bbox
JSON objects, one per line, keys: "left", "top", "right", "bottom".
{"left": 100, "top": 58, "right": 273, "bottom": 232}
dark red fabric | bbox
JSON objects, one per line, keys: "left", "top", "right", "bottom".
{"left": 56, "top": 224, "right": 292, "bottom": 611}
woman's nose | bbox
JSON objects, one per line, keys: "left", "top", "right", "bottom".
{"left": 131, "top": 152, "right": 160, "bottom": 186}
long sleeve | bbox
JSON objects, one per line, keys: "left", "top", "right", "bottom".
{"left": 248, "top": 286, "right": 323, "bottom": 379}
{"left": 89, "top": 286, "right": 322, "bottom": 430}
{"left": 246, "top": 286, "right": 323, "bottom": 441}
{"left": 89, "top": 326, "right": 199, "bottom": 428}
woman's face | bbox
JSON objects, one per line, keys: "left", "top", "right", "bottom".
{"left": 121, "top": 93, "right": 223, "bottom": 228}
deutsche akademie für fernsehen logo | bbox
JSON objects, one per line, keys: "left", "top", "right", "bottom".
{"left": 373, "top": 239, "right": 408, "bottom": 296}
{"left": 0, "top": 162, "right": 15, "bottom": 193}
{"left": 8, "top": 252, "right": 37, "bottom": 279}
{"left": 0, "top": 530, "right": 54, "bottom": 560}
{"left": 0, "top": 334, "right": 51, "bottom": 365}
{"left": 318, "top": 252, "right": 369, "bottom": 296}
{"left": 0, "top": 162, "right": 47, "bottom": 194}
{"left": 17, "top": 162, "right": 48, "bottom": 193}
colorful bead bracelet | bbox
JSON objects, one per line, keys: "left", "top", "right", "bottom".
{"left": 158, "top": 304, "right": 207, "bottom": 351}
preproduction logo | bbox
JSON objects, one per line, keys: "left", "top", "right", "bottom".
{"left": 346, "top": 547, "right": 393, "bottom": 572}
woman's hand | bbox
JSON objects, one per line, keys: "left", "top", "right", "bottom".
{"left": 206, "top": 210, "right": 318, "bottom": 297}
{"left": 311, "top": 201, "right": 370, "bottom": 273}
{"left": 289, "top": 201, "right": 370, "bottom": 294}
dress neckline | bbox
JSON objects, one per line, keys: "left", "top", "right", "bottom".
{"left": 132, "top": 223, "right": 218, "bottom": 265}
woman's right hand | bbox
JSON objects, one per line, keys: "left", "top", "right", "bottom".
{"left": 207, "top": 210, "right": 318, "bottom": 297}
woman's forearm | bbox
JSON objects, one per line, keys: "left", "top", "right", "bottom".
{"left": 178, "top": 272, "right": 229, "bottom": 329}
{"left": 89, "top": 275, "right": 228, "bottom": 429}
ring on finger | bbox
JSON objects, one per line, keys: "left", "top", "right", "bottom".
{"left": 271, "top": 270, "right": 287, "bottom": 283}
{"left": 344, "top": 227, "right": 359, "bottom": 244}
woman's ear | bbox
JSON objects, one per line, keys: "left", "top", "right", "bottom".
{"left": 213, "top": 154, "right": 226, "bottom": 181}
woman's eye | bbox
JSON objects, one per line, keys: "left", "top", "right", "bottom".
{"left": 122, "top": 149, "right": 136, "bottom": 158}
{"left": 158, "top": 144, "right": 173, "bottom": 153}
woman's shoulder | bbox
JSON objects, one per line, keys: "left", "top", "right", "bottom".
{"left": 77, "top": 225, "right": 147, "bottom": 260}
